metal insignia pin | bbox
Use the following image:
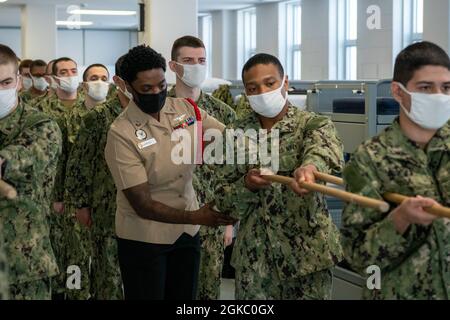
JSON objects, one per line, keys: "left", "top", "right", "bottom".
{"left": 135, "top": 129, "right": 147, "bottom": 140}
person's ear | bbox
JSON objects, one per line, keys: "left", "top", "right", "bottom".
{"left": 17, "top": 75, "right": 22, "bottom": 91}
{"left": 284, "top": 75, "right": 289, "bottom": 92}
{"left": 82, "top": 82, "right": 89, "bottom": 92}
{"left": 169, "top": 61, "right": 177, "bottom": 73}
{"left": 391, "top": 82, "right": 404, "bottom": 105}
{"left": 391, "top": 82, "right": 411, "bottom": 111}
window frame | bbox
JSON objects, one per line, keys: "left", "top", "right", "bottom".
{"left": 285, "top": 1, "right": 302, "bottom": 80}
{"left": 200, "top": 14, "right": 213, "bottom": 77}
{"left": 343, "top": 0, "right": 357, "bottom": 80}
{"left": 237, "top": 7, "right": 257, "bottom": 77}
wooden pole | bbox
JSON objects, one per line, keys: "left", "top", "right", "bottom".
{"left": 261, "top": 174, "right": 389, "bottom": 212}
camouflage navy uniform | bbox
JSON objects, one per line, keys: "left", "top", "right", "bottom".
{"left": 64, "top": 94, "right": 124, "bottom": 300}
{"left": 168, "top": 87, "right": 236, "bottom": 300}
{"left": 35, "top": 93, "right": 91, "bottom": 299}
{"left": 341, "top": 119, "right": 450, "bottom": 300}
{"left": 0, "top": 101, "right": 61, "bottom": 299}
{"left": 214, "top": 105, "right": 344, "bottom": 299}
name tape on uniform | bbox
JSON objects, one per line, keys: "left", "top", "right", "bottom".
{"left": 138, "top": 138, "right": 157, "bottom": 150}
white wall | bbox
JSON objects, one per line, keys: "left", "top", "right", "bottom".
{"left": 21, "top": 5, "right": 57, "bottom": 62}
{"left": 302, "top": 0, "right": 330, "bottom": 80}
{"left": 205, "top": 0, "right": 450, "bottom": 81}
{"left": 57, "top": 30, "right": 84, "bottom": 65}
{"left": 211, "top": 10, "right": 238, "bottom": 79}
{"left": 139, "top": 0, "right": 198, "bottom": 84}
{"left": 423, "top": 0, "right": 450, "bottom": 52}
{"left": 357, "top": 0, "right": 394, "bottom": 80}
{"left": 256, "top": 3, "right": 281, "bottom": 58}
{"left": 57, "top": 29, "right": 137, "bottom": 80}
{"left": 57, "top": 29, "right": 137, "bottom": 65}
{"left": 0, "top": 27, "right": 22, "bottom": 57}
{"left": 0, "top": 27, "right": 137, "bottom": 72}
{"left": 85, "top": 30, "right": 135, "bottom": 65}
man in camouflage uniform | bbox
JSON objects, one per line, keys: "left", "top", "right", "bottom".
{"left": 35, "top": 57, "right": 86, "bottom": 299}
{"left": 0, "top": 44, "right": 61, "bottom": 299}
{"left": 20, "top": 60, "right": 49, "bottom": 106}
{"left": 212, "top": 85, "right": 236, "bottom": 110}
{"left": 64, "top": 58, "right": 129, "bottom": 300}
{"left": 18, "top": 59, "right": 32, "bottom": 103}
{"left": 168, "top": 36, "right": 236, "bottom": 300}
{"left": 341, "top": 42, "right": 450, "bottom": 300}
{"left": 59, "top": 63, "right": 115, "bottom": 300}
{"left": 212, "top": 85, "right": 252, "bottom": 120}
{"left": 213, "top": 54, "right": 344, "bottom": 300}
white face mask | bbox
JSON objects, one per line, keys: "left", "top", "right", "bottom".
{"left": 56, "top": 76, "right": 79, "bottom": 93}
{"left": 247, "top": 77, "right": 288, "bottom": 118}
{"left": 50, "top": 77, "right": 58, "bottom": 90}
{"left": 32, "top": 76, "right": 49, "bottom": 92}
{"left": 175, "top": 62, "right": 207, "bottom": 88}
{"left": 397, "top": 82, "right": 450, "bottom": 130}
{"left": 22, "top": 77, "right": 32, "bottom": 91}
{"left": 0, "top": 80, "right": 19, "bottom": 119}
{"left": 86, "top": 80, "right": 110, "bottom": 102}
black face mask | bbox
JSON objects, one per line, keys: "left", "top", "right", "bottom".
{"left": 131, "top": 86, "right": 167, "bottom": 115}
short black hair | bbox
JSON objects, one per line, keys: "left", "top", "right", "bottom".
{"left": 393, "top": 41, "right": 450, "bottom": 86}
{"left": 0, "top": 44, "right": 19, "bottom": 73}
{"left": 241, "top": 53, "right": 285, "bottom": 83}
{"left": 82, "top": 63, "right": 109, "bottom": 82}
{"left": 115, "top": 54, "right": 127, "bottom": 78}
{"left": 30, "top": 59, "right": 47, "bottom": 73}
{"left": 121, "top": 45, "right": 166, "bottom": 84}
{"left": 19, "top": 58, "right": 32, "bottom": 74}
{"left": 53, "top": 57, "right": 77, "bottom": 75}
{"left": 171, "top": 35, "right": 205, "bottom": 61}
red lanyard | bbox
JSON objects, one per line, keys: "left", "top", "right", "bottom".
{"left": 185, "top": 98, "right": 203, "bottom": 164}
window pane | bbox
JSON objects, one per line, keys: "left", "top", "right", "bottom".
{"left": 201, "top": 16, "right": 212, "bottom": 77}
{"left": 286, "top": 2, "right": 301, "bottom": 80}
{"left": 346, "top": 0, "right": 357, "bottom": 40}
{"left": 345, "top": 46, "right": 357, "bottom": 80}
{"left": 251, "top": 10, "right": 256, "bottom": 54}
{"left": 414, "top": 0, "right": 424, "bottom": 34}
{"left": 293, "top": 50, "right": 301, "bottom": 80}
{"left": 294, "top": 5, "right": 301, "bottom": 45}
{"left": 238, "top": 8, "right": 257, "bottom": 64}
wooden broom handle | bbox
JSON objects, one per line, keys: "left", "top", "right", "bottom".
{"left": 312, "top": 172, "right": 450, "bottom": 219}
{"left": 261, "top": 174, "right": 389, "bottom": 213}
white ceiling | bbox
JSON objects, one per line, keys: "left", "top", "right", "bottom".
{"left": 0, "top": 0, "right": 281, "bottom": 29}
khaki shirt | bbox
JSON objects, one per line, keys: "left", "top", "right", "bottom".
{"left": 105, "top": 97, "right": 225, "bottom": 244}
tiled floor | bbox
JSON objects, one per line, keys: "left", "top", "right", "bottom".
{"left": 219, "top": 278, "right": 235, "bottom": 300}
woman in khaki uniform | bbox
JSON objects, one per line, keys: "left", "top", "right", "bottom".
{"left": 105, "top": 45, "right": 235, "bottom": 300}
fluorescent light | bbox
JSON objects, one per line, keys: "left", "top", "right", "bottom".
{"left": 0, "top": 0, "right": 9, "bottom": 3}
{"left": 68, "top": 9, "right": 136, "bottom": 16}
{"left": 56, "top": 21, "right": 93, "bottom": 26}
